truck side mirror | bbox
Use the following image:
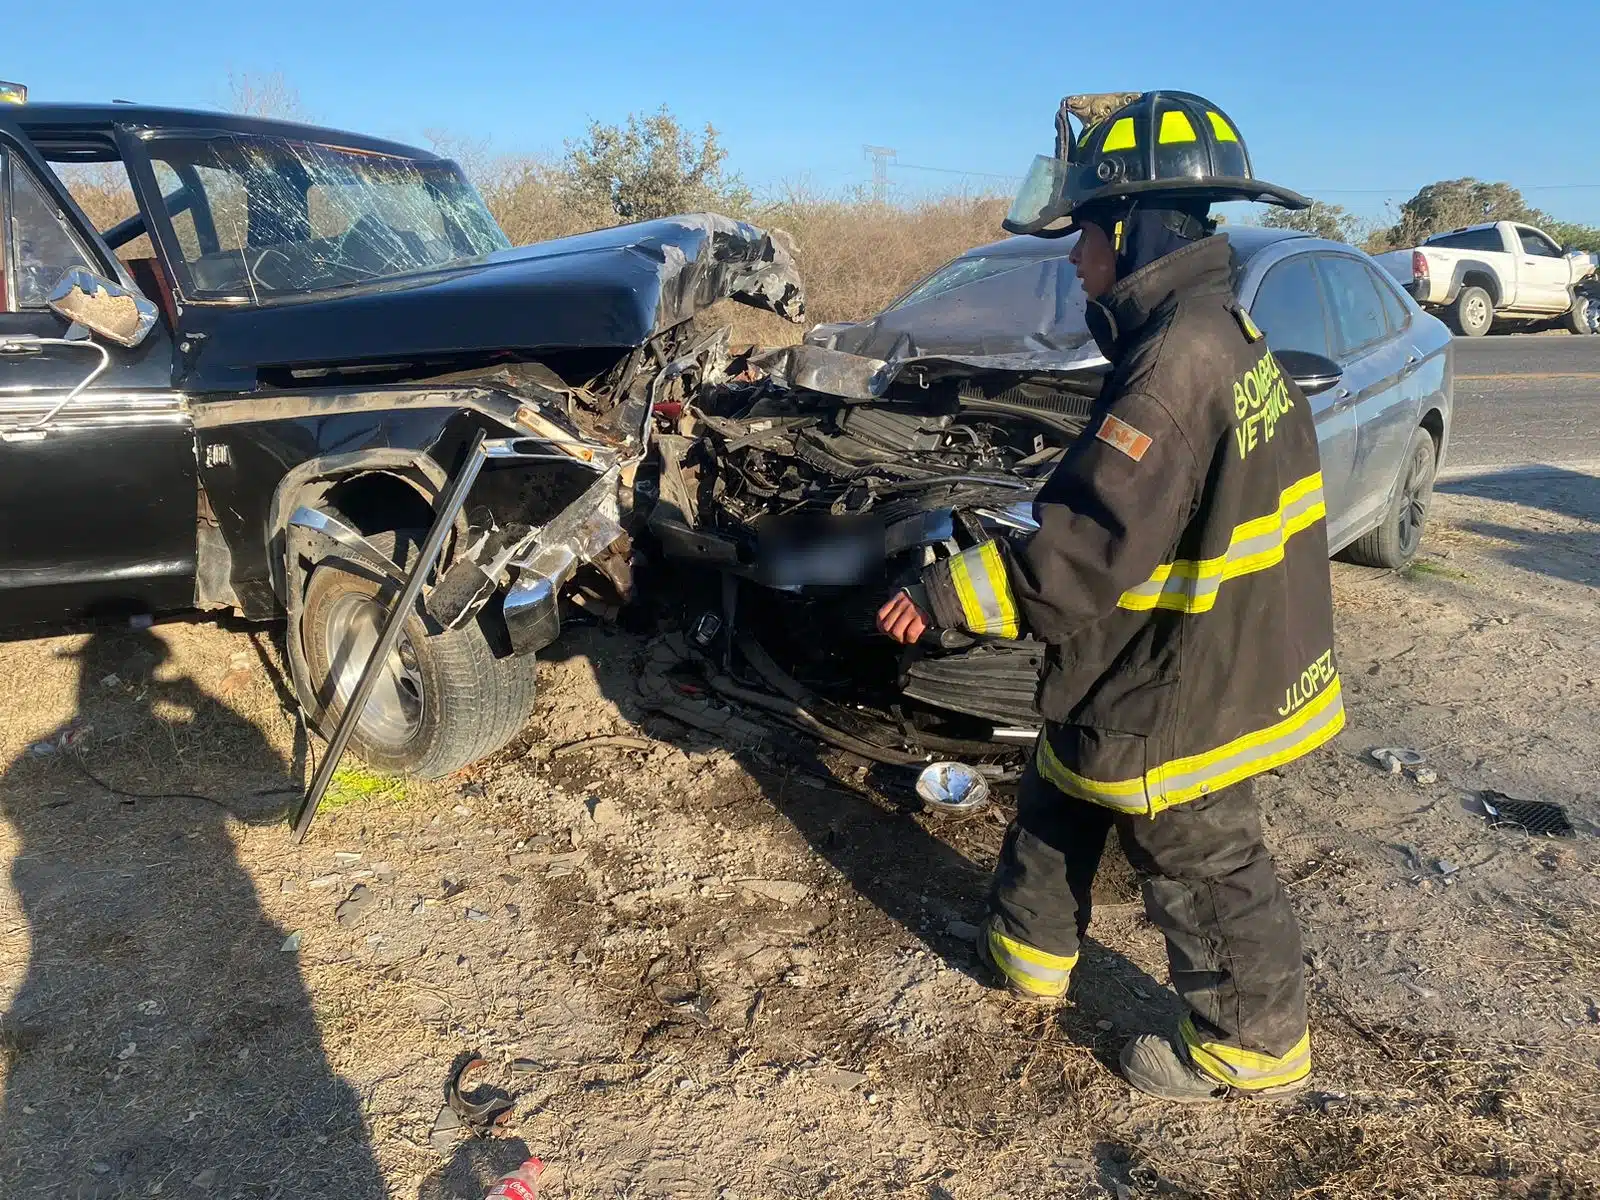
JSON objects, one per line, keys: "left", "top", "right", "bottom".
{"left": 1274, "top": 349, "right": 1343, "bottom": 397}
{"left": 46, "top": 267, "right": 159, "bottom": 349}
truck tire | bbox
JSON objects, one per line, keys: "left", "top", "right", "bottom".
{"left": 1339, "top": 427, "right": 1437, "bottom": 570}
{"left": 1566, "top": 294, "right": 1599, "bottom": 335}
{"left": 299, "top": 529, "right": 539, "bottom": 778}
{"left": 1449, "top": 285, "right": 1494, "bottom": 337}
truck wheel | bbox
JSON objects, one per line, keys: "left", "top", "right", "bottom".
{"left": 1566, "top": 294, "right": 1599, "bottom": 335}
{"left": 1339, "top": 427, "right": 1437, "bottom": 570}
{"left": 1449, "top": 286, "right": 1494, "bottom": 337}
{"left": 299, "top": 530, "right": 539, "bottom": 778}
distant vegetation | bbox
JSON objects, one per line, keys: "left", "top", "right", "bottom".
{"left": 56, "top": 77, "right": 1600, "bottom": 336}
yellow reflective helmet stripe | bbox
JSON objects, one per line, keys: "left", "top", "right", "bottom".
{"left": 948, "top": 541, "right": 1020, "bottom": 638}
{"left": 1181, "top": 1019, "right": 1312, "bottom": 1090}
{"left": 987, "top": 926, "right": 1077, "bottom": 998}
{"left": 1102, "top": 117, "right": 1137, "bottom": 152}
{"left": 1207, "top": 111, "right": 1239, "bottom": 142}
{"left": 1159, "top": 110, "right": 1197, "bottom": 144}
{"left": 1036, "top": 674, "right": 1345, "bottom": 816}
{"left": 1117, "top": 473, "right": 1326, "bottom": 614}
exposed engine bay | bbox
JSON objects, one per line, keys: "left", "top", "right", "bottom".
{"left": 630, "top": 344, "right": 1103, "bottom": 764}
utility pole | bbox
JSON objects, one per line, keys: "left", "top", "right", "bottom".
{"left": 863, "top": 145, "right": 897, "bottom": 205}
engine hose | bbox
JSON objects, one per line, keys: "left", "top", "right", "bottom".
{"left": 703, "top": 673, "right": 929, "bottom": 766}
{"left": 735, "top": 631, "right": 1031, "bottom": 759}
{"left": 734, "top": 633, "right": 906, "bottom": 750}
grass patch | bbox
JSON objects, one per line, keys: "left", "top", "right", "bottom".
{"left": 1401, "top": 559, "right": 1470, "bottom": 582}
{"left": 318, "top": 763, "right": 409, "bottom": 812}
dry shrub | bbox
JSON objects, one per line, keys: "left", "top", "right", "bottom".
{"left": 753, "top": 189, "right": 1010, "bottom": 326}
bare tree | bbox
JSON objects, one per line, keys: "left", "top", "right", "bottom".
{"left": 226, "top": 71, "right": 310, "bottom": 122}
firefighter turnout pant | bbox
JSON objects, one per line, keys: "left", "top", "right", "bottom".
{"left": 986, "top": 761, "right": 1311, "bottom": 1092}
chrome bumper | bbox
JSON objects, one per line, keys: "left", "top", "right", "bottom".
{"left": 502, "top": 465, "right": 623, "bottom": 656}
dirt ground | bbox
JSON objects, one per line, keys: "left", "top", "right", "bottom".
{"left": 2, "top": 466, "right": 1598, "bottom": 1200}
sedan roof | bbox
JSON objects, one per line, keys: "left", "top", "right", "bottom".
{"left": 957, "top": 224, "right": 1308, "bottom": 263}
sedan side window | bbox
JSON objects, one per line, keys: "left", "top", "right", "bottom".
{"left": 1314, "top": 255, "right": 1386, "bottom": 358}
{"left": 1369, "top": 265, "right": 1410, "bottom": 334}
{"left": 5, "top": 151, "right": 98, "bottom": 308}
{"left": 1248, "top": 257, "right": 1332, "bottom": 358}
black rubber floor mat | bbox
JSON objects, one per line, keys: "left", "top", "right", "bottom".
{"left": 1482, "top": 791, "right": 1576, "bottom": 838}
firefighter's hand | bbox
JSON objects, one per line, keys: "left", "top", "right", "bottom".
{"left": 877, "top": 591, "right": 929, "bottom": 645}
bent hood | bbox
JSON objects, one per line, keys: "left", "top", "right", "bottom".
{"left": 181, "top": 213, "right": 805, "bottom": 392}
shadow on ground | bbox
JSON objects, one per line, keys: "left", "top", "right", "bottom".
{"left": 1437, "top": 466, "right": 1600, "bottom": 588}
{"left": 0, "top": 627, "right": 384, "bottom": 1198}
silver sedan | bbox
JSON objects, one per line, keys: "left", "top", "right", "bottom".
{"left": 809, "top": 226, "right": 1454, "bottom": 568}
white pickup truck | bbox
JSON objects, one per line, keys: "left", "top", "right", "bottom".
{"left": 1376, "top": 221, "right": 1598, "bottom": 337}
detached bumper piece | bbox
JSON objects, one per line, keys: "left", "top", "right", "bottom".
{"left": 901, "top": 639, "right": 1046, "bottom": 728}
{"left": 503, "top": 466, "right": 625, "bottom": 656}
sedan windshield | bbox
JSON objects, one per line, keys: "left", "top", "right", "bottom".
{"left": 142, "top": 133, "right": 510, "bottom": 300}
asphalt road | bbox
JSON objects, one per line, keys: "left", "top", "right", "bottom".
{"left": 1446, "top": 335, "right": 1600, "bottom": 473}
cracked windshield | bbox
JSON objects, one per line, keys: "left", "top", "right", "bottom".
{"left": 143, "top": 135, "right": 509, "bottom": 299}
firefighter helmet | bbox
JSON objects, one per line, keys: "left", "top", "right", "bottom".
{"left": 1004, "top": 91, "right": 1308, "bottom": 236}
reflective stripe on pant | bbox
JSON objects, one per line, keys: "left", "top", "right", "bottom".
{"left": 986, "top": 921, "right": 1078, "bottom": 999}
{"left": 991, "top": 762, "right": 1310, "bottom": 1083}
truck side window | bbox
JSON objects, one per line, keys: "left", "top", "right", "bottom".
{"left": 6, "top": 152, "right": 98, "bottom": 308}
{"left": 1518, "top": 229, "right": 1561, "bottom": 257}
{"left": 1249, "top": 256, "right": 1332, "bottom": 359}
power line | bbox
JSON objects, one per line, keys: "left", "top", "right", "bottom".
{"left": 893, "top": 161, "right": 1023, "bottom": 182}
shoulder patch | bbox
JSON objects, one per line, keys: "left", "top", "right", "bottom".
{"left": 1234, "top": 307, "right": 1265, "bottom": 342}
{"left": 1096, "top": 413, "right": 1153, "bottom": 462}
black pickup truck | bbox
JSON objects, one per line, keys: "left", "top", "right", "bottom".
{"left": 0, "top": 95, "right": 801, "bottom": 776}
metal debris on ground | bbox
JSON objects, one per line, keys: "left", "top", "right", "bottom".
{"left": 441, "top": 1056, "right": 515, "bottom": 1142}
{"left": 280, "top": 931, "right": 302, "bottom": 952}
{"left": 335, "top": 884, "right": 374, "bottom": 927}
{"left": 1482, "top": 791, "right": 1576, "bottom": 838}
{"left": 1370, "top": 747, "right": 1424, "bottom": 776}
{"left": 916, "top": 761, "right": 991, "bottom": 815}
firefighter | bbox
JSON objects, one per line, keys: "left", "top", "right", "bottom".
{"left": 877, "top": 91, "right": 1341, "bottom": 1102}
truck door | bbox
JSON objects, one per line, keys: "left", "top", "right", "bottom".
{"left": 1513, "top": 226, "right": 1573, "bottom": 313}
{"left": 0, "top": 137, "right": 195, "bottom": 628}
{"left": 1246, "top": 252, "right": 1361, "bottom": 550}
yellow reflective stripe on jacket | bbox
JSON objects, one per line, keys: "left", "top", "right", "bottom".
{"left": 1118, "top": 472, "right": 1326, "bottom": 614}
{"left": 987, "top": 926, "right": 1077, "bottom": 999}
{"left": 1181, "top": 1018, "right": 1311, "bottom": 1090}
{"left": 1035, "top": 675, "right": 1345, "bottom": 815}
{"left": 948, "top": 542, "right": 1020, "bottom": 638}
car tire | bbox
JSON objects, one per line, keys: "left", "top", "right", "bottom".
{"left": 298, "top": 529, "right": 538, "bottom": 778}
{"left": 1565, "top": 294, "right": 1599, "bottom": 335}
{"left": 1339, "top": 428, "right": 1437, "bottom": 570}
{"left": 1449, "top": 285, "right": 1494, "bottom": 337}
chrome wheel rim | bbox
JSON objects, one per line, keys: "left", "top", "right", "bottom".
{"left": 1464, "top": 294, "right": 1489, "bottom": 329}
{"left": 1398, "top": 441, "right": 1434, "bottom": 558}
{"left": 323, "top": 593, "right": 424, "bottom": 746}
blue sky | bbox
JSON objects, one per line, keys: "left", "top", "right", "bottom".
{"left": 11, "top": 0, "right": 1600, "bottom": 229}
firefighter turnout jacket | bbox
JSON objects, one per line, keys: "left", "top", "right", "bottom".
{"left": 922, "top": 234, "right": 1343, "bottom": 816}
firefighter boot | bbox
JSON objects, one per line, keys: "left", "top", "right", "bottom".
{"left": 1120, "top": 1034, "right": 1312, "bottom": 1103}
